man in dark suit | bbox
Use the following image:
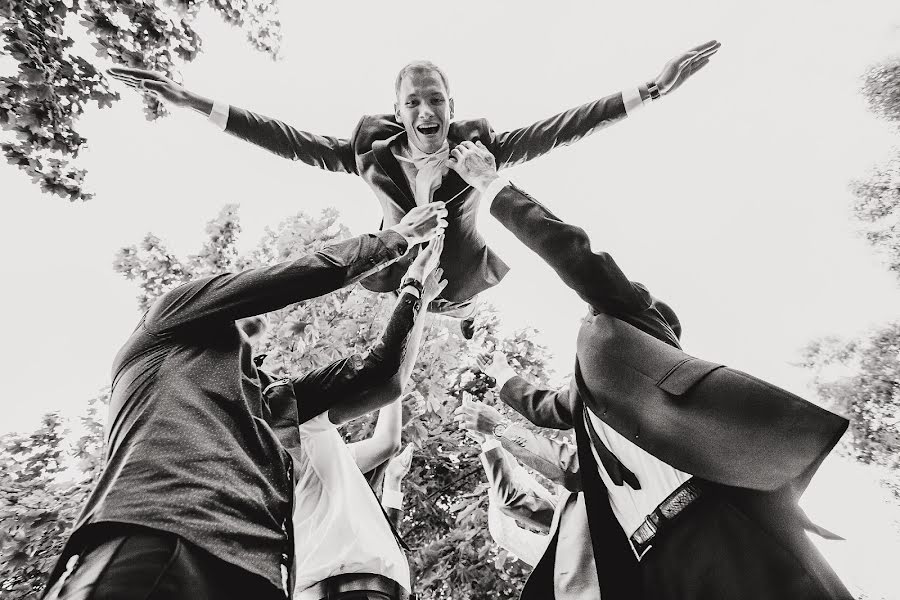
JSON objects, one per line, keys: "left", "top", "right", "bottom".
{"left": 42, "top": 207, "right": 445, "bottom": 599}
{"left": 446, "top": 140, "right": 853, "bottom": 600}
{"left": 107, "top": 39, "right": 719, "bottom": 338}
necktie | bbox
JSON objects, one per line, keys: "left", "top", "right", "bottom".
{"left": 574, "top": 364, "right": 641, "bottom": 490}
{"left": 583, "top": 406, "right": 641, "bottom": 490}
{"left": 396, "top": 142, "right": 450, "bottom": 206}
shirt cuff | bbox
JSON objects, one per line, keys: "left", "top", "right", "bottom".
{"left": 481, "top": 176, "right": 511, "bottom": 206}
{"left": 481, "top": 438, "right": 502, "bottom": 453}
{"left": 208, "top": 100, "right": 230, "bottom": 130}
{"left": 492, "top": 366, "right": 517, "bottom": 392}
{"left": 382, "top": 488, "right": 404, "bottom": 509}
{"left": 622, "top": 87, "right": 650, "bottom": 117}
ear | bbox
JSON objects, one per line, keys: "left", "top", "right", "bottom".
{"left": 449, "top": 97, "right": 455, "bottom": 120}
{"left": 394, "top": 102, "right": 401, "bottom": 122}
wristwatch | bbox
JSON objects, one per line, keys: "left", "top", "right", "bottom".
{"left": 492, "top": 419, "right": 511, "bottom": 439}
{"left": 647, "top": 81, "right": 661, "bottom": 100}
{"left": 399, "top": 277, "right": 424, "bottom": 297}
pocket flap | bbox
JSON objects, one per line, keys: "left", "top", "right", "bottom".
{"left": 656, "top": 357, "right": 723, "bottom": 395}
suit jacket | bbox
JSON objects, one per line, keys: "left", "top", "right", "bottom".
{"left": 490, "top": 183, "right": 851, "bottom": 599}
{"left": 223, "top": 93, "right": 629, "bottom": 303}
{"left": 48, "top": 230, "right": 410, "bottom": 594}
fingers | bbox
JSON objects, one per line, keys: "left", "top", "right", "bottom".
{"left": 690, "top": 58, "right": 710, "bottom": 75}
{"left": 688, "top": 39, "right": 720, "bottom": 54}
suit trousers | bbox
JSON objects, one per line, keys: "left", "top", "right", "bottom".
{"left": 43, "top": 525, "right": 286, "bottom": 600}
{"left": 640, "top": 490, "right": 851, "bottom": 600}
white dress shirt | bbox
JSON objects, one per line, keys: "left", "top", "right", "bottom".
{"left": 292, "top": 413, "right": 410, "bottom": 596}
{"left": 584, "top": 409, "right": 690, "bottom": 539}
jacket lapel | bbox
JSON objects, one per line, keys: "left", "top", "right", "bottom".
{"left": 372, "top": 135, "right": 416, "bottom": 210}
{"left": 433, "top": 139, "right": 471, "bottom": 204}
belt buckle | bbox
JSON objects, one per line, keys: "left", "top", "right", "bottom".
{"left": 629, "top": 512, "right": 659, "bottom": 561}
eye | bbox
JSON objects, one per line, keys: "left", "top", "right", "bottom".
{"left": 405, "top": 99, "right": 418, "bottom": 107}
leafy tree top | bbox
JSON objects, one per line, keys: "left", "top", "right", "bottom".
{"left": 1, "top": 0, "right": 282, "bottom": 201}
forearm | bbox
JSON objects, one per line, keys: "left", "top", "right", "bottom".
{"left": 498, "top": 376, "right": 574, "bottom": 430}
{"left": 498, "top": 424, "right": 582, "bottom": 492}
{"left": 182, "top": 89, "right": 213, "bottom": 117}
{"left": 318, "top": 290, "right": 423, "bottom": 425}
{"left": 481, "top": 445, "right": 554, "bottom": 532}
{"left": 349, "top": 399, "right": 402, "bottom": 473}
{"left": 483, "top": 181, "right": 651, "bottom": 312}
{"left": 145, "top": 230, "right": 407, "bottom": 334}
{"left": 491, "top": 92, "right": 627, "bottom": 169}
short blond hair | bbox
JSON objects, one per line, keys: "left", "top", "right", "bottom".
{"left": 394, "top": 61, "right": 450, "bottom": 97}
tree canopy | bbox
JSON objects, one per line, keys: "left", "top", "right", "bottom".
{"left": 0, "top": 0, "right": 282, "bottom": 201}
{"left": 798, "top": 55, "right": 900, "bottom": 500}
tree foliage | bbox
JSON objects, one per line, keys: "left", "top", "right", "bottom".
{"left": 0, "top": 0, "right": 282, "bottom": 201}
{"left": 0, "top": 393, "right": 107, "bottom": 599}
{"left": 799, "top": 327, "right": 900, "bottom": 470}
{"left": 2, "top": 205, "right": 562, "bottom": 598}
{"left": 861, "top": 56, "right": 900, "bottom": 128}
{"left": 795, "top": 55, "right": 900, "bottom": 504}
{"left": 850, "top": 154, "right": 900, "bottom": 278}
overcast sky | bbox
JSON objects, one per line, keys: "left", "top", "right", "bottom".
{"left": 2, "top": 2, "right": 900, "bottom": 594}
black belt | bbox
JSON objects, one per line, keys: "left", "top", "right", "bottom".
{"left": 298, "top": 572, "right": 413, "bottom": 600}
{"left": 629, "top": 478, "right": 705, "bottom": 559}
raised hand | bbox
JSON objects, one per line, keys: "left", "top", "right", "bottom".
{"left": 453, "top": 396, "right": 507, "bottom": 436}
{"left": 652, "top": 40, "right": 721, "bottom": 96}
{"left": 448, "top": 140, "right": 498, "bottom": 192}
{"left": 476, "top": 351, "right": 514, "bottom": 383}
{"left": 391, "top": 201, "right": 448, "bottom": 247}
{"left": 408, "top": 233, "right": 444, "bottom": 279}
{"left": 384, "top": 444, "right": 415, "bottom": 486}
{"left": 107, "top": 67, "right": 191, "bottom": 107}
{"left": 400, "top": 391, "right": 426, "bottom": 427}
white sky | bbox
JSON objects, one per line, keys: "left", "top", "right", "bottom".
{"left": 2, "top": 2, "right": 900, "bottom": 595}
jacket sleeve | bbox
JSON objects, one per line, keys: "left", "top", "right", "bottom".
{"left": 487, "top": 92, "right": 627, "bottom": 170}
{"left": 223, "top": 106, "right": 359, "bottom": 174}
{"left": 500, "top": 375, "right": 576, "bottom": 431}
{"left": 490, "top": 182, "right": 652, "bottom": 313}
{"left": 481, "top": 447, "right": 556, "bottom": 533}
{"left": 291, "top": 291, "right": 421, "bottom": 424}
{"left": 499, "top": 424, "right": 582, "bottom": 492}
{"left": 144, "top": 230, "right": 407, "bottom": 334}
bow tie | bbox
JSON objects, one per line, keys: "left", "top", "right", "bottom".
{"left": 397, "top": 142, "right": 450, "bottom": 206}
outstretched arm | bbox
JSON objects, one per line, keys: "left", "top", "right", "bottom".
{"left": 143, "top": 202, "right": 448, "bottom": 335}
{"left": 293, "top": 236, "right": 447, "bottom": 425}
{"left": 346, "top": 396, "right": 406, "bottom": 475}
{"left": 464, "top": 352, "right": 576, "bottom": 431}
{"left": 449, "top": 141, "right": 650, "bottom": 313}
{"left": 107, "top": 68, "right": 357, "bottom": 173}
{"left": 481, "top": 443, "right": 556, "bottom": 533}
{"left": 487, "top": 40, "right": 720, "bottom": 169}
{"left": 456, "top": 389, "right": 581, "bottom": 491}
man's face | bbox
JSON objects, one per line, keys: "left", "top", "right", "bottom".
{"left": 395, "top": 69, "right": 454, "bottom": 154}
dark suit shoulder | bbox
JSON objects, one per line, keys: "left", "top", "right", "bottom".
{"left": 449, "top": 118, "right": 493, "bottom": 143}
{"left": 353, "top": 114, "right": 404, "bottom": 153}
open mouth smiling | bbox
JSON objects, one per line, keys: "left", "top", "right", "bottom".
{"left": 416, "top": 123, "right": 440, "bottom": 136}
